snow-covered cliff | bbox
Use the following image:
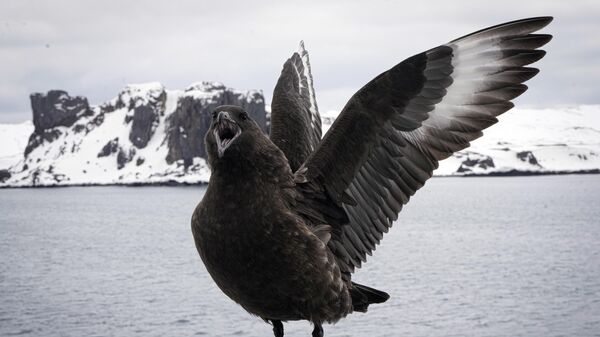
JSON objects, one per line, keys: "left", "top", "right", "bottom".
{"left": 1, "top": 88, "right": 598, "bottom": 188}
{"left": 323, "top": 105, "right": 600, "bottom": 176}
{"left": 433, "top": 105, "right": 600, "bottom": 175}
{"left": 0, "top": 82, "right": 266, "bottom": 187}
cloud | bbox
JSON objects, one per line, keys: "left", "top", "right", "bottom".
{"left": 1, "top": 0, "right": 599, "bottom": 122}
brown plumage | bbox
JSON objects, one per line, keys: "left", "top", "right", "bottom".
{"left": 191, "top": 17, "right": 553, "bottom": 336}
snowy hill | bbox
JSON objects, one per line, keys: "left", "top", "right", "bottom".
{"left": 0, "top": 82, "right": 266, "bottom": 187}
{"left": 1, "top": 88, "right": 598, "bottom": 187}
{"left": 433, "top": 105, "right": 600, "bottom": 175}
{"left": 0, "top": 121, "right": 33, "bottom": 170}
{"left": 323, "top": 105, "right": 600, "bottom": 176}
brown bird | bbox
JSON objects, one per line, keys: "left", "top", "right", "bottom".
{"left": 191, "top": 17, "right": 552, "bottom": 337}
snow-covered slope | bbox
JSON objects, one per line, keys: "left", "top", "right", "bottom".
{"left": 0, "top": 121, "right": 33, "bottom": 169}
{"left": 323, "top": 106, "right": 600, "bottom": 176}
{"left": 1, "top": 82, "right": 266, "bottom": 187}
{"left": 1, "top": 95, "right": 598, "bottom": 187}
{"left": 434, "top": 105, "right": 600, "bottom": 175}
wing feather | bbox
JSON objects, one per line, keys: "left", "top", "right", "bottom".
{"left": 293, "top": 17, "right": 553, "bottom": 277}
{"left": 271, "top": 42, "right": 322, "bottom": 171}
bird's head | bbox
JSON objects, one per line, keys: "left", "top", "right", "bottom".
{"left": 205, "top": 105, "right": 264, "bottom": 168}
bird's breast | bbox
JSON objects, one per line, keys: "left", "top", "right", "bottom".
{"left": 191, "top": 194, "right": 351, "bottom": 321}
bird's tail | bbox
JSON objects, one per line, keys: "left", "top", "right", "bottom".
{"left": 350, "top": 282, "right": 390, "bottom": 312}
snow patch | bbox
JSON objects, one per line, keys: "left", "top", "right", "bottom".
{"left": 2, "top": 95, "right": 599, "bottom": 187}
{"left": 1, "top": 82, "right": 263, "bottom": 187}
{"left": 321, "top": 105, "right": 600, "bottom": 176}
{"left": 0, "top": 121, "right": 34, "bottom": 169}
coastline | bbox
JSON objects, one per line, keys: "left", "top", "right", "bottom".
{"left": 2, "top": 169, "right": 598, "bottom": 189}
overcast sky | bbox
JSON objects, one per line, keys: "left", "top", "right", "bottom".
{"left": 1, "top": 0, "right": 599, "bottom": 123}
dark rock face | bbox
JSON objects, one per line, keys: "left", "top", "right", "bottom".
{"left": 517, "top": 151, "right": 541, "bottom": 166}
{"left": 98, "top": 138, "right": 136, "bottom": 170}
{"left": 73, "top": 124, "right": 86, "bottom": 133}
{"left": 166, "top": 83, "right": 267, "bottom": 167}
{"left": 5, "top": 82, "right": 268, "bottom": 186}
{"left": 117, "top": 147, "right": 136, "bottom": 169}
{"left": 123, "top": 88, "right": 166, "bottom": 149}
{"left": 25, "top": 90, "right": 92, "bottom": 155}
{"left": 129, "top": 105, "right": 160, "bottom": 148}
{"left": 166, "top": 96, "right": 213, "bottom": 167}
{"left": 24, "top": 129, "right": 62, "bottom": 156}
{"left": 0, "top": 169, "right": 11, "bottom": 182}
{"left": 85, "top": 111, "right": 105, "bottom": 135}
{"left": 98, "top": 138, "right": 119, "bottom": 158}
{"left": 457, "top": 154, "right": 495, "bottom": 173}
{"left": 30, "top": 90, "right": 92, "bottom": 133}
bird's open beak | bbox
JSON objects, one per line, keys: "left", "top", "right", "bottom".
{"left": 213, "top": 111, "right": 241, "bottom": 158}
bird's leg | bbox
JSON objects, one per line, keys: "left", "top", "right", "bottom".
{"left": 272, "top": 320, "right": 284, "bottom": 337}
{"left": 311, "top": 322, "right": 324, "bottom": 337}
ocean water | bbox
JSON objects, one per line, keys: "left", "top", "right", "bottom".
{"left": 0, "top": 175, "right": 599, "bottom": 337}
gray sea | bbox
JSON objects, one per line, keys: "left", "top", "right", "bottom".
{"left": 1, "top": 175, "right": 599, "bottom": 337}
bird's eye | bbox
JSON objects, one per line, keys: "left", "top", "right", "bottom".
{"left": 212, "top": 111, "right": 217, "bottom": 119}
{"left": 239, "top": 112, "right": 248, "bottom": 120}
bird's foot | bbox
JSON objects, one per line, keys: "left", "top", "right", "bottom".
{"left": 312, "top": 323, "right": 323, "bottom": 337}
{"left": 272, "top": 320, "right": 284, "bottom": 337}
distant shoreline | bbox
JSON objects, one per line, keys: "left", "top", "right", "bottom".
{"left": 2, "top": 170, "right": 598, "bottom": 189}
{"left": 435, "top": 169, "right": 600, "bottom": 177}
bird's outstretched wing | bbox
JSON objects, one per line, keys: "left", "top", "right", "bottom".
{"left": 294, "top": 17, "right": 553, "bottom": 277}
{"left": 271, "top": 41, "right": 322, "bottom": 172}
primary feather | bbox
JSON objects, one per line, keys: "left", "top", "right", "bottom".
{"left": 271, "top": 41, "right": 322, "bottom": 171}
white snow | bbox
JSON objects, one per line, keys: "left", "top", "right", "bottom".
{"left": 321, "top": 105, "right": 600, "bottom": 176}
{"left": 2, "top": 88, "right": 599, "bottom": 188}
{"left": 117, "top": 82, "right": 165, "bottom": 110}
{"left": 321, "top": 110, "right": 339, "bottom": 134}
{"left": 0, "top": 121, "right": 33, "bottom": 170}
{"left": 0, "top": 83, "right": 221, "bottom": 187}
{"left": 434, "top": 105, "right": 600, "bottom": 175}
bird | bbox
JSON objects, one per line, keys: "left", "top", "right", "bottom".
{"left": 191, "top": 17, "right": 553, "bottom": 337}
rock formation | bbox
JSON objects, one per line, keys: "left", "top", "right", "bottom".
{"left": 30, "top": 90, "right": 93, "bottom": 132}
{"left": 166, "top": 82, "right": 266, "bottom": 167}
{"left": 2, "top": 82, "right": 267, "bottom": 186}
{"left": 456, "top": 152, "right": 496, "bottom": 173}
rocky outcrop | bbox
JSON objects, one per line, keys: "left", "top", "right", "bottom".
{"left": 98, "top": 138, "right": 119, "bottom": 158}
{"left": 30, "top": 90, "right": 92, "bottom": 133}
{"left": 24, "top": 129, "right": 62, "bottom": 155}
{"left": 1, "top": 82, "right": 267, "bottom": 187}
{"left": 117, "top": 147, "right": 136, "bottom": 169}
{"left": 129, "top": 105, "right": 160, "bottom": 148}
{"left": 165, "top": 96, "right": 212, "bottom": 166}
{"left": 517, "top": 151, "right": 541, "bottom": 167}
{"left": 165, "top": 82, "right": 266, "bottom": 167}
{"left": 121, "top": 83, "right": 166, "bottom": 149}
{"left": 25, "top": 90, "right": 93, "bottom": 155}
{"left": 456, "top": 152, "right": 496, "bottom": 173}
{"left": 0, "top": 169, "right": 10, "bottom": 182}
